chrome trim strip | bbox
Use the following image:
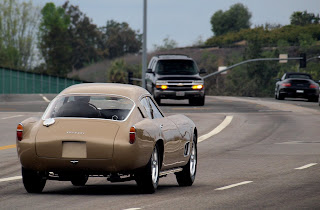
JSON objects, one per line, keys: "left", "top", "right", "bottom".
{"left": 159, "top": 168, "right": 183, "bottom": 176}
{"left": 163, "top": 161, "right": 186, "bottom": 167}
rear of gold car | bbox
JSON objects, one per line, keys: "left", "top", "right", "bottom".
{"left": 16, "top": 94, "right": 153, "bottom": 175}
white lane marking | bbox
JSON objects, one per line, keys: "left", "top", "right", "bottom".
{"left": 0, "top": 176, "right": 22, "bottom": 183}
{"left": 215, "top": 181, "right": 253, "bottom": 191}
{"left": 295, "top": 163, "right": 318, "bottom": 170}
{"left": 198, "top": 115, "right": 233, "bottom": 143}
{"left": 123, "top": 208, "right": 141, "bottom": 210}
{"left": 39, "top": 94, "right": 51, "bottom": 103}
{"left": 1, "top": 115, "right": 24, "bottom": 120}
{"left": 276, "top": 141, "right": 304, "bottom": 144}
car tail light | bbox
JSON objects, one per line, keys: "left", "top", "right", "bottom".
{"left": 309, "top": 84, "right": 317, "bottom": 89}
{"left": 281, "top": 83, "right": 291, "bottom": 87}
{"left": 17, "top": 123, "right": 23, "bottom": 141}
{"left": 129, "top": 126, "right": 136, "bottom": 144}
{"left": 192, "top": 85, "right": 204, "bottom": 90}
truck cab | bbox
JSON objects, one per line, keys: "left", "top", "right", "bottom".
{"left": 145, "top": 54, "right": 206, "bottom": 106}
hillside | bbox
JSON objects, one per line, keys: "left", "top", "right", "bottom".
{"left": 67, "top": 46, "right": 245, "bottom": 83}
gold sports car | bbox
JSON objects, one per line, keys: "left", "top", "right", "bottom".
{"left": 16, "top": 83, "right": 198, "bottom": 193}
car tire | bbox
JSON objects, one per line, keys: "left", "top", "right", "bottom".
{"left": 277, "top": 90, "right": 284, "bottom": 100}
{"left": 22, "top": 167, "right": 46, "bottom": 193}
{"left": 71, "top": 174, "right": 88, "bottom": 186}
{"left": 135, "top": 144, "right": 160, "bottom": 194}
{"left": 175, "top": 134, "right": 197, "bottom": 186}
{"left": 308, "top": 96, "right": 318, "bottom": 102}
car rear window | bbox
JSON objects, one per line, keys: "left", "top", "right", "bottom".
{"left": 43, "top": 94, "right": 134, "bottom": 121}
{"left": 155, "top": 59, "right": 198, "bottom": 75}
{"left": 288, "top": 74, "right": 311, "bottom": 79}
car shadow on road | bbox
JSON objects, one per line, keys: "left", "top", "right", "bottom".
{"left": 41, "top": 183, "right": 179, "bottom": 195}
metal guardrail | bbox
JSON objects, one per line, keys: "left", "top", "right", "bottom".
{"left": 202, "top": 57, "right": 302, "bottom": 79}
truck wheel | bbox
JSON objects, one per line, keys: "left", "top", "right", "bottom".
{"left": 152, "top": 87, "right": 161, "bottom": 105}
{"left": 154, "top": 97, "right": 161, "bottom": 105}
{"left": 189, "top": 97, "right": 205, "bottom": 106}
{"left": 135, "top": 145, "right": 160, "bottom": 193}
{"left": 22, "top": 167, "right": 46, "bottom": 193}
{"left": 176, "top": 134, "right": 197, "bottom": 186}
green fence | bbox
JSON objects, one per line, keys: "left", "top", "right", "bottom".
{"left": 0, "top": 67, "right": 84, "bottom": 94}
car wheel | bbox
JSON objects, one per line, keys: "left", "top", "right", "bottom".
{"left": 71, "top": 174, "right": 88, "bottom": 186}
{"left": 135, "top": 144, "right": 160, "bottom": 193}
{"left": 176, "top": 134, "right": 197, "bottom": 186}
{"left": 308, "top": 96, "right": 318, "bottom": 102}
{"left": 277, "top": 90, "right": 284, "bottom": 100}
{"left": 22, "top": 167, "right": 46, "bottom": 193}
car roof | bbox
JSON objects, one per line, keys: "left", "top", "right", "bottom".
{"left": 286, "top": 72, "right": 311, "bottom": 75}
{"left": 59, "top": 83, "right": 150, "bottom": 101}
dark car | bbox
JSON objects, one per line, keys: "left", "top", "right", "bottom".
{"left": 275, "top": 72, "right": 319, "bottom": 102}
{"left": 145, "top": 54, "right": 206, "bottom": 106}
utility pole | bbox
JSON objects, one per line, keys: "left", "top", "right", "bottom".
{"left": 142, "top": 0, "right": 147, "bottom": 89}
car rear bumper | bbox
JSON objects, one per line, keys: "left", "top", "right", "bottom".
{"left": 154, "top": 89, "right": 205, "bottom": 100}
{"left": 279, "top": 88, "right": 318, "bottom": 98}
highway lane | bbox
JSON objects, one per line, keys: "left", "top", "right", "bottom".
{"left": 1, "top": 96, "right": 320, "bottom": 209}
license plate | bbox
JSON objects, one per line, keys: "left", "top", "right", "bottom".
{"left": 296, "top": 90, "right": 304, "bottom": 93}
{"left": 176, "top": 92, "right": 185, "bottom": 96}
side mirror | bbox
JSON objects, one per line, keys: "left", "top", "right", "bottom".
{"left": 146, "top": 69, "right": 153, "bottom": 74}
{"left": 199, "top": 69, "right": 207, "bottom": 74}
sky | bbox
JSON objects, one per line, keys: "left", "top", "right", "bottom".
{"left": 32, "top": 0, "right": 320, "bottom": 50}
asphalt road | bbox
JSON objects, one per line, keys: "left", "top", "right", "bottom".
{"left": 1, "top": 95, "right": 320, "bottom": 209}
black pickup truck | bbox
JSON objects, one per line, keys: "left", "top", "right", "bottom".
{"left": 145, "top": 54, "right": 206, "bottom": 106}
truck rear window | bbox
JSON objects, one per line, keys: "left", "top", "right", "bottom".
{"left": 156, "top": 60, "right": 198, "bottom": 75}
{"left": 43, "top": 94, "right": 134, "bottom": 121}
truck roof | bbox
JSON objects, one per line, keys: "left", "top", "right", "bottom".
{"left": 155, "top": 54, "right": 193, "bottom": 60}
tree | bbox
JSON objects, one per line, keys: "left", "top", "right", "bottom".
{"left": 153, "top": 36, "right": 178, "bottom": 51}
{"left": 0, "top": 0, "right": 40, "bottom": 70}
{"left": 38, "top": 2, "right": 71, "bottom": 76}
{"left": 290, "top": 11, "right": 320, "bottom": 26}
{"left": 107, "top": 59, "right": 127, "bottom": 83}
{"left": 62, "top": 1, "right": 108, "bottom": 70}
{"left": 101, "top": 20, "right": 142, "bottom": 58}
{"left": 210, "top": 3, "right": 251, "bottom": 36}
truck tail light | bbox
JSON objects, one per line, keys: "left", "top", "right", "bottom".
{"left": 192, "top": 85, "right": 203, "bottom": 90}
{"left": 129, "top": 126, "right": 136, "bottom": 144}
{"left": 17, "top": 123, "right": 23, "bottom": 141}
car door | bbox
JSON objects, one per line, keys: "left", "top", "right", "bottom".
{"left": 142, "top": 97, "right": 184, "bottom": 168}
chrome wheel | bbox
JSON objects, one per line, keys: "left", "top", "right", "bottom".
{"left": 135, "top": 144, "right": 160, "bottom": 193}
{"left": 189, "top": 142, "right": 197, "bottom": 177}
{"left": 176, "top": 134, "right": 197, "bottom": 186}
{"left": 151, "top": 147, "right": 159, "bottom": 185}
